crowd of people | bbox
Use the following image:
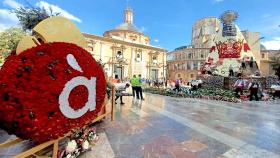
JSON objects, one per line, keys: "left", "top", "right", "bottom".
{"left": 111, "top": 72, "right": 279, "bottom": 104}
{"left": 171, "top": 78, "right": 203, "bottom": 93}
{"left": 233, "top": 73, "right": 280, "bottom": 101}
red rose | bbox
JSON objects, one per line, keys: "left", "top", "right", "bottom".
{"left": 0, "top": 42, "right": 106, "bottom": 143}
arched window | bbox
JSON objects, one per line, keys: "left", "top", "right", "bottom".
{"left": 152, "top": 55, "right": 158, "bottom": 64}
{"left": 136, "top": 53, "right": 141, "bottom": 62}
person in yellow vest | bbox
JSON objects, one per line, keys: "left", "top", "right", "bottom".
{"left": 130, "top": 75, "right": 137, "bottom": 98}
{"left": 136, "top": 74, "right": 144, "bottom": 100}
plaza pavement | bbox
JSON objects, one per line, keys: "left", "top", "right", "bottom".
{"left": 88, "top": 93, "right": 280, "bottom": 158}
{"left": 1, "top": 93, "right": 280, "bottom": 158}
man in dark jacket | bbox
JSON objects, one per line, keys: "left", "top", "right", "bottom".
{"left": 248, "top": 79, "right": 260, "bottom": 101}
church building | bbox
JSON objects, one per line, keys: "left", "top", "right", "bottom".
{"left": 83, "top": 7, "right": 167, "bottom": 80}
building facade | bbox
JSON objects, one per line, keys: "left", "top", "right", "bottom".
{"left": 83, "top": 7, "right": 167, "bottom": 80}
{"left": 167, "top": 17, "right": 220, "bottom": 81}
{"left": 260, "top": 49, "right": 280, "bottom": 76}
{"left": 167, "top": 46, "right": 210, "bottom": 81}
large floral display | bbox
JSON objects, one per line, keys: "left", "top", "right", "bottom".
{"left": 0, "top": 17, "right": 106, "bottom": 143}
{"left": 203, "top": 11, "right": 258, "bottom": 76}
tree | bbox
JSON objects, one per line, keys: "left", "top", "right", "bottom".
{"left": 12, "top": 7, "right": 59, "bottom": 32}
{"left": 0, "top": 7, "right": 59, "bottom": 65}
{"left": 0, "top": 27, "right": 26, "bottom": 64}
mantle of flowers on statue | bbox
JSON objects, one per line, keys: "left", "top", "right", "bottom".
{"left": 0, "top": 16, "right": 106, "bottom": 157}
{"left": 202, "top": 11, "right": 258, "bottom": 77}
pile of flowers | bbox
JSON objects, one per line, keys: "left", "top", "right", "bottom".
{"left": 144, "top": 87, "right": 240, "bottom": 103}
{"left": 59, "top": 126, "right": 99, "bottom": 158}
{"left": 0, "top": 42, "right": 106, "bottom": 143}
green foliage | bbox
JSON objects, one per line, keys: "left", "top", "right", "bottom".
{"left": 144, "top": 87, "right": 239, "bottom": 102}
{"left": 12, "top": 7, "right": 59, "bottom": 31}
{"left": 0, "top": 27, "right": 26, "bottom": 64}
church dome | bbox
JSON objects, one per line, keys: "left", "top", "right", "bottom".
{"left": 115, "top": 23, "right": 141, "bottom": 33}
{"left": 103, "top": 7, "right": 150, "bottom": 45}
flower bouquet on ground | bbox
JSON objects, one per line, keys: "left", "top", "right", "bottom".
{"left": 58, "top": 126, "right": 99, "bottom": 158}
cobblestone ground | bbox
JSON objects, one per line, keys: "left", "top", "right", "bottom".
{"left": 94, "top": 93, "right": 280, "bottom": 158}
{"left": 1, "top": 93, "right": 280, "bottom": 158}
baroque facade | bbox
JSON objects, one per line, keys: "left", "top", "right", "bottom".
{"left": 83, "top": 7, "right": 167, "bottom": 80}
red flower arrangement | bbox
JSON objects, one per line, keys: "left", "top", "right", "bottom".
{"left": 0, "top": 42, "right": 106, "bottom": 143}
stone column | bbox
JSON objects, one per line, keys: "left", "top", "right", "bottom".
{"left": 110, "top": 45, "right": 116, "bottom": 78}
{"left": 131, "top": 47, "right": 135, "bottom": 77}
{"left": 99, "top": 42, "right": 103, "bottom": 60}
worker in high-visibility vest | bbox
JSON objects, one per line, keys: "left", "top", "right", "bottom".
{"left": 130, "top": 75, "right": 138, "bottom": 98}
{"left": 135, "top": 74, "right": 144, "bottom": 100}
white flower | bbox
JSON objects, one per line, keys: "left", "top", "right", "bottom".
{"left": 66, "top": 140, "right": 77, "bottom": 153}
{"left": 82, "top": 140, "right": 90, "bottom": 150}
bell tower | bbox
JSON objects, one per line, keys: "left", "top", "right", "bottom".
{"left": 125, "top": 7, "right": 133, "bottom": 24}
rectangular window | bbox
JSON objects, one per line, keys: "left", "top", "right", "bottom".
{"left": 200, "top": 53, "right": 204, "bottom": 58}
{"left": 187, "top": 63, "right": 191, "bottom": 70}
{"left": 190, "top": 74, "right": 194, "bottom": 78}
{"left": 193, "top": 62, "right": 198, "bottom": 70}
{"left": 262, "top": 53, "right": 265, "bottom": 58}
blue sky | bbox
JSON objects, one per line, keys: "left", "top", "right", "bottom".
{"left": 1, "top": 0, "right": 280, "bottom": 50}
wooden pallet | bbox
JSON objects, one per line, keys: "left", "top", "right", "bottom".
{"left": 0, "top": 86, "right": 116, "bottom": 158}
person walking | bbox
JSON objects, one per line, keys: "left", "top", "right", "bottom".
{"left": 136, "top": 74, "right": 144, "bottom": 100}
{"left": 174, "top": 78, "right": 182, "bottom": 92}
{"left": 130, "top": 75, "right": 137, "bottom": 98}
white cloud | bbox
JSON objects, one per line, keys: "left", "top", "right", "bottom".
{"left": 3, "top": 0, "right": 23, "bottom": 9}
{"left": 154, "top": 39, "right": 159, "bottom": 43}
{"left": 36, "top": 1, "right": 82, "bottom": 23}
{"left": 0, "top": 9, "right": 19, "bottom": 31}
{"left": 261, "top": 37, "right": 280, "bottom": 50}
{"left": 261, "top": 13, "right": 271, "bottom": 18}
{"left": 0, "top": 0, "right": 82, "bottom": 31}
